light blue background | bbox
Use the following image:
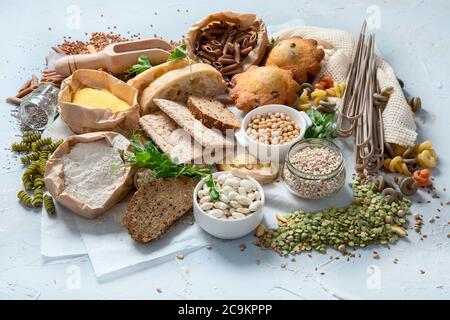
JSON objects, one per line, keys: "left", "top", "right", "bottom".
{"left": 0, "top": 0, "right": 449, "bottom": 299}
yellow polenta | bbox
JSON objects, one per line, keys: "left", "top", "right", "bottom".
{"left": 72, "top": 88, "right": 130, "bottom": 112}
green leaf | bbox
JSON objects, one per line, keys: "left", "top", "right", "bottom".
{"left": 206, "top": 174, "right": 220, "bottom": 201}
{"left": 124, "top": 55, "right": 152, "bottom": 78}
{"left": 304, "top": 108, "right": 336, "bottom": 139}
{"left": 269, "top": 36, "right": 279, "bottom": 48}
{"left": 125, "top": 134, "right": 212, "bottom": 181}
{"left": 323, "top": 112, "right": 335, "bottom": 126}
{"left": 306, "top": 108, "right": 323, "bottom": 125}
{"left": 167, "top": 44, "right": 187, "bottom": 62}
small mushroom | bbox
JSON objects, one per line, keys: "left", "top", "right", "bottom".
{"left": 399, "top": 177, "right": 418, "bottom": 196}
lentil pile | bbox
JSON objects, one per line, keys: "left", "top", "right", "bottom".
{"left": 258, "top": 176, "right": 411, "bottom": 255}
{"left": 246, "top": 112, "right": 300, "bottom": 145}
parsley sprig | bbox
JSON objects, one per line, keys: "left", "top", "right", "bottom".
{"left": 167, "top": 43, "right": 187, "bottom": 61}
{"left": 205, "top": 174, "right": 220, "bottom": 201}
{"left": 124, "top": 134, "right": 211, "bottom": 181}
{"left": 124, "top": 55, "right": 152, "bottom": 78}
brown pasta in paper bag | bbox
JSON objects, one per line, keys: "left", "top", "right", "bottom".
{"left": 44, "top": 132, "right": 135, "bottom": 219}
{"left": 185, "top": 11, "right": 269, "bottom": 77}
{"left": 58, "top": 70, "right": 139, "bottom": 138}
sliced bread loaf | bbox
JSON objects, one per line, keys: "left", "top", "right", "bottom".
{"left": 154, "top": 99, "right": 232, "bottom": 148}
{"left": 123, "top": 176, "right": 196, "bottom": 243}
{"left": 139, "top": 112, "right": 203, "bottom": 164}
{"left": 139, "top": 63, "right": 227, "bottom": 114}
{"left": 187, "top": 96, "right": 242, "bottom": 134}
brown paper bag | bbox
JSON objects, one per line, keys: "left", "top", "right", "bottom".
{"left": 44, "top": 132, "right": 135, "bottom": 219}
{"left": 185, "top": 11, "right": 269, "bottom": 73}
{"left": 58, "top": 70, "right": 139, "bottom": 138}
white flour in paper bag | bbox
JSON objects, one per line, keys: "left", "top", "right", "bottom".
{"left": 63, "top": 140, "right": 127, "bottom": 208}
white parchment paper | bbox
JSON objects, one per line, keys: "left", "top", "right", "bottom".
{"left": 40, "top": 117, "right": 211, "bottom": 277}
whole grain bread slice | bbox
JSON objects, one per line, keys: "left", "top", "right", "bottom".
{"left": 139, "top": 112, "right": 203, "bottom": 164}
{"left": 123, "top": 176, "right": 196, "bottom": 243}
{"left": 187, "top": 96, "right": 242, "bottom": 134}
{"left": 154, "top": 98, "right": 233, "bottom": 148}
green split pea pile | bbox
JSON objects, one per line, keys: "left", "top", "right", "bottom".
{"left": 257, "top": 175, "right": 412, "bottom": 255}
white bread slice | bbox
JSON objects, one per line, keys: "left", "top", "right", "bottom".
{"left": 127, "top": 59, "right": 190, "bottom": 93}
{"left": 139, "top": 63, "right": 227, "bottom": 114}
{"left": 154, "top": 99, "right": 232, "bottom": 149}
{"left": 139, "top": 112, "right": 203, "bottom": 164}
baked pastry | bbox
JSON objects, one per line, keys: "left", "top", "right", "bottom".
{"left": 229, "top": 65, "right": 300, "bottom": 112}
{"left": 265, "top": 37, "right": 325, "bottom": 84}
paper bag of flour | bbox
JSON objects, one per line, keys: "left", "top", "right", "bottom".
{"left": 44, "top": 131, "right": 135, "bottom": 219}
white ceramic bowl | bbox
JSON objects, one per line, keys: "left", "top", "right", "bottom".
{"left": 235, "top": 105, "right": 312, "bottom": 163}
{"left": 193, "top": 171, "right": 265, "bottom": 240}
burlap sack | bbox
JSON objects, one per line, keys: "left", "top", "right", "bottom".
{"left": 185, "top": 11, "right": 269, "bottom": 73}
{"left": 59, "top": 70, "right": 139, "bottom": 138}
{"left": 44, "top": 132, "right": 134, "bottom": 219}
{"left": 273, "top": 26, "right": 417, "bottom": 146}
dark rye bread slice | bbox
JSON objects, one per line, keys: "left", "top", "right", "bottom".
{"left": 187, "top": 95, "right": 242, "bottom": 134}
{"left": 123, "top": 176, "right": 196, "bottom": 243}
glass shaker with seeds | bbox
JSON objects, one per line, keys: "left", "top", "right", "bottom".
{"left": 282, "top": 138, "right": 346, "bottom": 199}
{"left": 18, "top": 83, "right": 59, "bottom": 130}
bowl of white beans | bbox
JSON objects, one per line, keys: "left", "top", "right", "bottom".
{"left": 235, "top": 105, "right": 312, "bottom": 163}
{"left": 193, "top": 169, "right": 265, "bottom": 239}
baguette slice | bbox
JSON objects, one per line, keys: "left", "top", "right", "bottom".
{"left": 140, "top": 63, "right": 227, "bottom": 114}
{"left": 123, "top": 177, "right": 196, "bottom": 243}
{"left": 187, "top": 96, "right": 242, "bottom": 134}
{"left": 154, "top": 99, "right": 232, "bottom": 148}
{"left": 139, "top": 112, "right": 203, "bottom": 164}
